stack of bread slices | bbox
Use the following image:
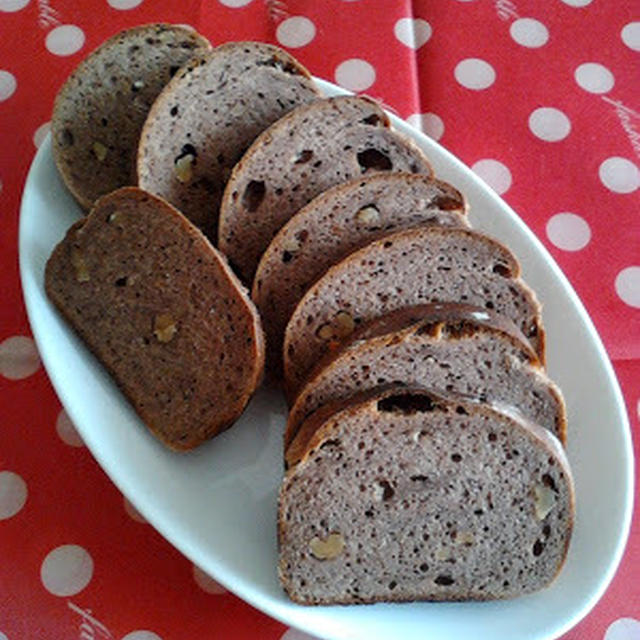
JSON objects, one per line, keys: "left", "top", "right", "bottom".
{"left": 45, "top": 25, "right": 573, "bottom": 606}
{"left": 240, "top": 110, "right": 574, "bottom": 603}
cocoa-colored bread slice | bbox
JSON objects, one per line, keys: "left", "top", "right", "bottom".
{"left": 253, "top": 173, "right": 468, "bottom": 370}
{"left": 283, "top": 226, "right": 545, "bottom": 396}
{"left": 137, "top": 41, "right": 320, "bottom": 239}
{"left": 286, "top": 303, "right": 566, "bottom": 447}
{"left": 52, "top": 24, "right": 211, "bottom": 210}
{"left": 218, "top": 96, "right": 434, "bottom": 283}
{"left": 279, "top": 386, "right": 574, "bottom": 604}
{"left": 45, "top": 187, "right": 264, "bottom": 451}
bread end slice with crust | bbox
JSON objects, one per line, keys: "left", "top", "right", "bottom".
{"left": 45, "top": 187, "right": 265, "bottom": 450}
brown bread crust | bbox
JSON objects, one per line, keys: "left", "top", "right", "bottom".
{"left": 344, "top": 302, "right": 535, "bottom": 347}
{"left": 45, "top": 187, "right": 265, "bottom": 450}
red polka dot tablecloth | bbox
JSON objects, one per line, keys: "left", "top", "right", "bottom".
{"left": 1, "top": 1, "right": 638, "bottom": 639}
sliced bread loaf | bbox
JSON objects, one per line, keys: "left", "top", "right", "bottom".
{"left": 45, "top": 187, "right": 265, "bottom": 450}
{"left": 286, "top": 303, "right": 566, "bottom": 446}
{"left": 279, "top": 386, "right": 574, "bottom": 604}
{"left": 218, "top": 96, "right": 434, "bottom": 282}
{"left": 52, "top": 24, "right": 211, "bottom": 210}
{"left": 137, "top": 41, "right": 320, "bottom": 239}
{"left": 252, "top": 173, "right": 468, "bottom": 369}
{"left": 283, "top": 226, "right": 545, "bottom": 396}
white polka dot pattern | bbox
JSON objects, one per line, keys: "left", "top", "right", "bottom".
{"left": 218, "top": 0, "right": 252, "bottom": 6}
{"left": 121, "top": 632, "right": 163, "bottom": 640}
{"left": 574, "top": 62, "right": 615, "bottom": 94}
{"left": 510, "top": 18, "right": 549, "bottom": 48}
{"left": 560, "top": 0, "right": 593, "bottom": 6}
{"left": 546, "top": 213, "right": 591, "bottom": 251}
{"left": 0, "top": 0, "right": 30, "bottom": 11}
{"left": 471, "top": 159, "right": 512, "bottom": 195}
{"left": 0, "top": 336, "right": 41, "bottom": 380}
{"left": 0, "top": 70, "right": 17, "bottom": 101}
{"left": 276, "top": 16, "right": 316, "bottom": 48}
{"left": 0, "top": 471, "right": 27, "bottom": 520}
{"left": 192, "top": 564, "right": 227, "bottom": 594}
{"left": 599, "top": 157, "right": 640, "bottom": 194}
{"left": 621, "top": 22, "right": 640, "bottom": 51}
{"left": 615, "top": 267, "right": 640, "bottom": 308}
{"left": 454, "top": 58, "right": 496, "bottom": 90}
{"left": 334, "top": 58, "right": 376, "bottom": 92}
{"left": 604, "top": 617, "right": 640, "bottom": 640}
{"left": 40, "top": 545, "right": 94, "bottom": 596}
{"left": 45, "top": 25, "right": 85, "bottom": 56}
{"left": 33, "top": 121, "right": 51, "bottom": 149}
{"left": 406, "top": 112, "right": 444, "bottom": 140}
{"left": 56, "top": 409, "right": 84, "bottom": 447}
{"left": 394, "top": 18, "right": 432, "bottom": 49}
{"left": 106, "top": 0, "right": 143, "bottom": 8}
{"left": 528, "top": 107, "right": 571, "bottom": 141}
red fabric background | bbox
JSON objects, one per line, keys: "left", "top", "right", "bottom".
{"left": 1, "top": 1, "right": 638, "bottom": 638}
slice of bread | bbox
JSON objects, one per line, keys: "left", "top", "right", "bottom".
{"left": 45, "top": 187, "right": 264, "bottom": 450}
{"left": 218, "top": 96, "right": 434, "bottom": 283}
{"left": 286, "top": 303, "right": 566, "bottom": 446}
{"left": 283, "top": 226, "right": 545, "bottom": 396}
{"left": 253, "top": 173, "right": 468, "bottom": 370}
{"left": 279, "top": 386, "right": 574, "bottom": 604}
{"left": 52, "top": 24, "right": 211, "bottom": 210}
{"left": 137, "top": 41, "right": 320, "bottom": 239}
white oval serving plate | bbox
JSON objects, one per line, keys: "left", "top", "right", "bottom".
{"left": 19, "top": 79, "right": 633, "bottom": 640}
